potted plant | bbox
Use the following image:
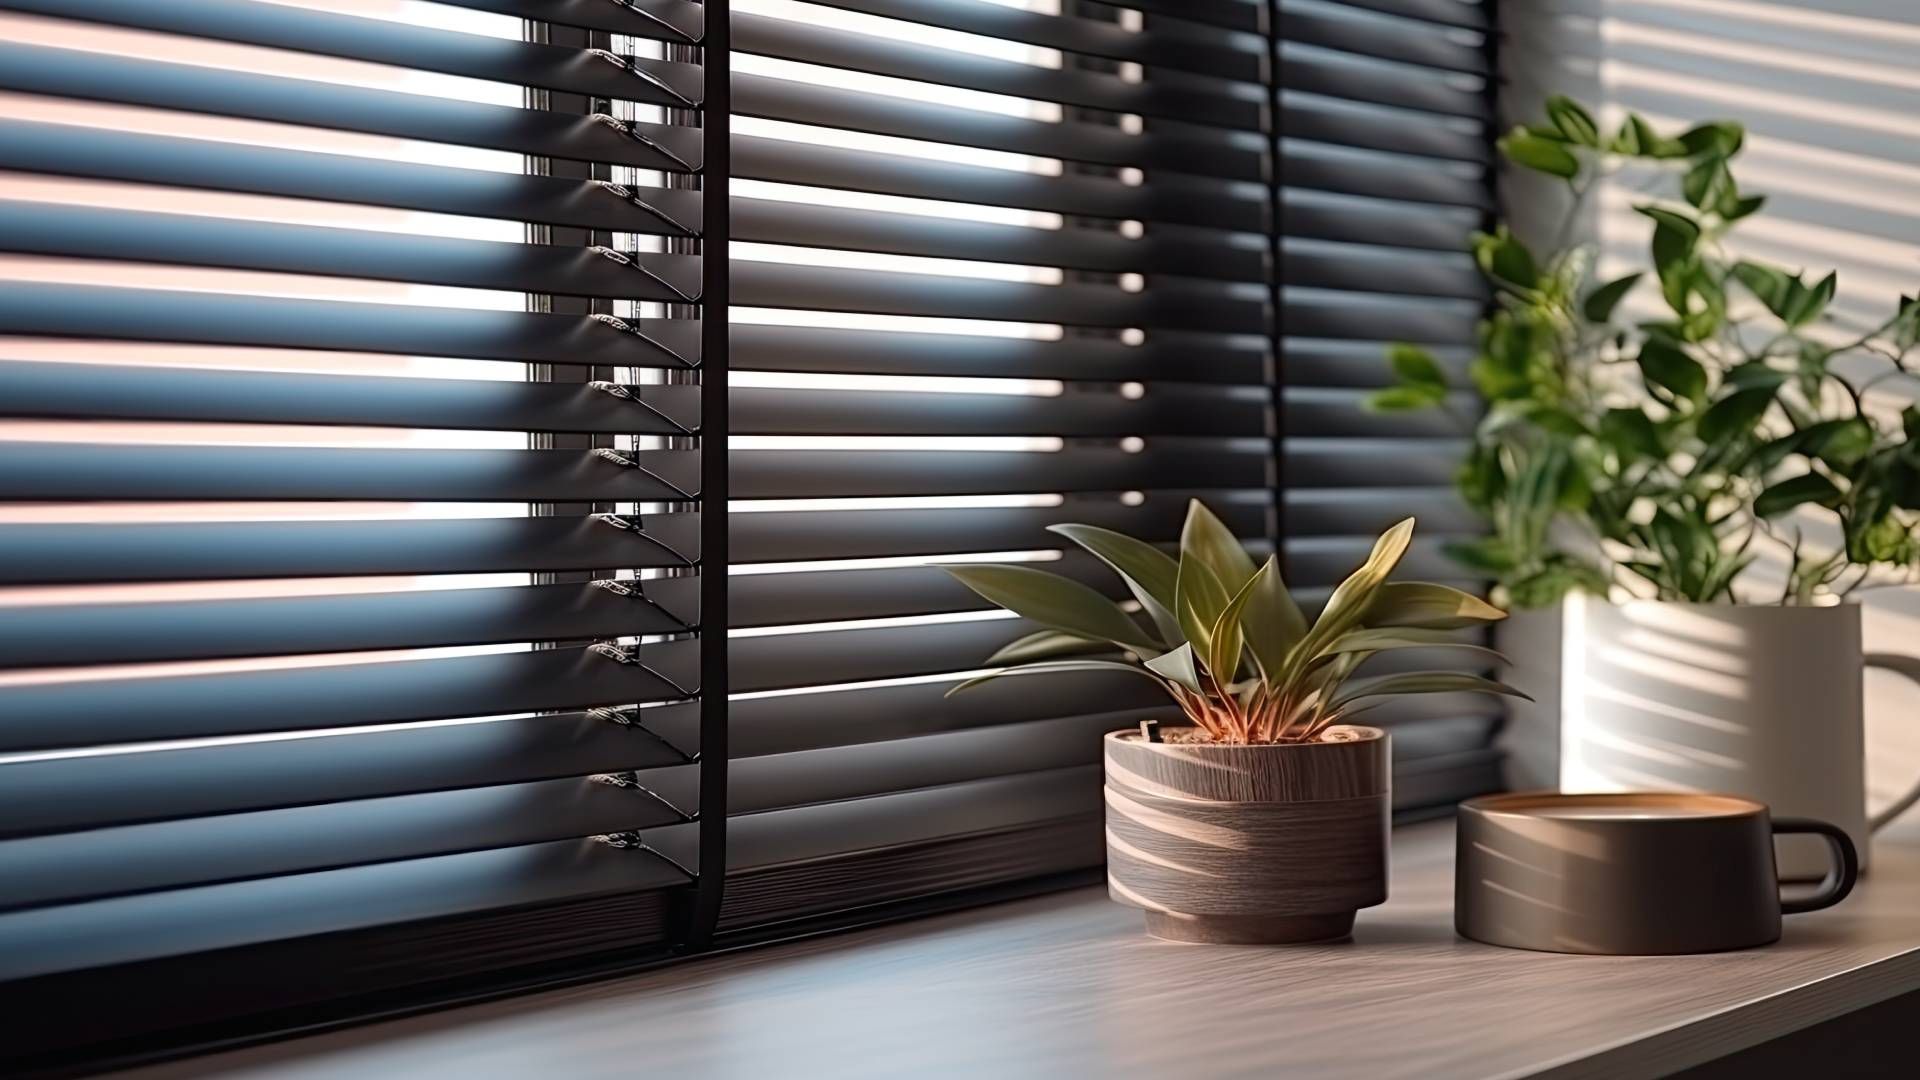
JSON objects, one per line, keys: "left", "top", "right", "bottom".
{"left": 1371, "top": 97, "right": 1920, "bottom": 874}
{"left": 946, "top": 502, "right": 1523, "bottom": 943}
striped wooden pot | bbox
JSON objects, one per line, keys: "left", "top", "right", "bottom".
{"left": 1104, "top": 725, "right": 1390, "bottom": 944}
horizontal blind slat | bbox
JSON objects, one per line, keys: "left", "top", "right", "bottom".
{"left": 0, "top": 515, "right": 699, "bottom": 585}
{"left": 0, "top": 581, "right": 700, "bottom": 670}
{"left": 728, "top": 385, "right": 1269, "bottom": 437}
{"left": 0, "top": 642, "right": 700, "bottom": 752}
{"left": 0, "top": 202, "right": 702, "bottom": 303}
{"left": 0, "top": 706, "right": 698, "bottom": 838}
{"left": 0, "top": 42, "right": 704, "bottom": 171}
{"left": 730, "top": 324, "right": 1265, "bottom": 384}
{"left": 0, "top": 774, "right": 697, "bottom": 912}
{"left": 432, "top": 0, "right": 706, "bottom": 43}
{"left": 0, "top": 120, "right": 702, "bottom": 237}
{"left": 6, "top": 0, "right": 705, "bottom": 107}
{"left": 728, "top": 444, "right": 1272, "bottom": 499}
{"left": 0, "top": 360, "right": 701, "bottom": 433}
{"left": 0, "top": 444, "right": 700, "bottom": 502}
{"left": 0, "top": 283, "right": 701, "bottom": 368}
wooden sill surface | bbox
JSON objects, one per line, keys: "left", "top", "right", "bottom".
{"left": 116, "top": 818, "right": 1920, "bottom": 1080}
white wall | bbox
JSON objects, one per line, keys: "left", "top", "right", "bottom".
{"left": 1498, "top": 0, "right": 1920, "bottom": 816}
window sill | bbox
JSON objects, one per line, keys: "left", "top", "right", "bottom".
{"left": 116, "top": 818, "right": 1920, "bottom": 1080}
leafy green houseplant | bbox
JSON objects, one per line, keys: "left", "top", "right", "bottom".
{"left": 1372, "top": 97, "right": 1920, "bottom": 608}
{"left": 945, "top": 501, "right": 1525, "bottom": 744}
{"left": 943, "top": 501, "right": 1524, "bottom": 943}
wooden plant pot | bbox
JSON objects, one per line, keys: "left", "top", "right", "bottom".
{"left": 1104, "top": 726, "right": 1390, "bottom": 944}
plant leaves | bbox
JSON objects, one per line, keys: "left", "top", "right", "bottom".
{"left": 1697, "top": 385, "right": 1777, "bottom": 445}
{"left": 1783, "top": 270, "right": 1837, "bottom": 327}
{"left": 1321, "top": 626, "right": 1505, "bottom": 664}
{"left": 1241, "top": 553, "right": 1307, "bottom": 681}
{"left": 1366, "top": 385, "right": 1447, "bottom": 412}
{"left": 1180, "top": 498, "right": 1258, "bottom": 592}
{"left": 1144, "top": 642, "right": 1203, "bottom": 693}
{"left": 1473, "top": 226, "right": 1539, "bottom": 289}
{"left": 944, "top": 564, "right": 1158, "bottom": 651}
{"left": 946, "top": 659, "right": 1167, "bottom": 696}
{"left": 1498, "top": 128, "right": 1580, "bottom": 178}
{"left": 1208, "top": 565, "right": 1265, "bottom": 682}
{"left": 1175, "top": 549, "right": 1231, "bottom": 660}
{"left": 1754, "top": 472, "right": 1843, "bottom": 519}
{"left": 1732, "top": 260, "right": 1793, "bottom": 317}
{"left": 1545, "top": 95, "right": 1600, "bottom": 146}
{"left": 1682, "top": 156, "right": 1734, "bottom": 212}
{"left": 1047, "top": 523, "right": 1183, "bottom": 645}
{"left": 1363, "top": 581, "right": 1508, "bottom": 629}
{"left": 1636, "top": 339, "right": 1708, "bottom": 404}
{"left": 1330, "top": 671, "right": 1533, "bottom": 710}
{"left": 984, "top": 629, "right": 1111, "bottom": 667}
{"left": 1290, "top": 518, "right": 1416, "bottom": 671}
{"left": 1582, "top": 273, "right": 1642, "bottom": 322}
{"left": 1679, "top": 121, "right": 1744, "bottom": 157}
{"left": 1388, "top": 343, "right": 1447, "bottom": 389}
{"left": 1599, "top": 407, "right": 1664, "bottom": 461}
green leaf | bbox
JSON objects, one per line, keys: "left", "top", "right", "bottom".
{"left": 1207, "top": 564, "right": 1265, "bottom": 682}
{"left": 984, "top": 629, "right": 1110, "bottom": 666}
{"left": 1473, "top": 226, "right": 1539, "bottom": 290}
{"left": 1679, "top": 121, "right": 1744, "bottom": 157}
{"left": 1180, "top": 498, "right": 1258, "bottom": 592}
{"left": 1322, "top": 626, "right": 1504, "bottom": 663}
{"left": 1612, "top": 113, "right": 1687, "bottom": 158}
{"left": 944, "top": 564, "right": 1157, "bottom": 651}
{"left": 1783, "top": 271, "right": 1837, "bottom": 327}
{"left": 1175, "top": 550, "right": 1231, "bottom": 660}
{"left": 1143, "top": 642, "right": 1202, "bottom": 693}
{"left": 1545, "top": 95, "right": 1600, "bottom": 146}
{"left": 1635, "top": 205, "right": 1700, "bottom": 284}
{"left": 1894, "top": 295, "right": 1920, "bottom": 352}
{"left": 1637, "top": 339, "right": 1707, "bottom": 404}
{"left": 1365, "top": 385, "right": 1447, "bottom": 412}
{"left": 1442, "top": 537, "right": 1518, "bottom": 576}
{"left": 1241, "top": 553, "right": 1307, "bottom": 682}
{"left": 1724, "top": 194, "right": 1766, "bottom": 221}
{"left": 1599, "top": 407, "right": 1664, "bottom": 461}
{"left": 1362, "top": 581, "right": 1507, "bottom": 629}
{"left": 1724, "top": 361, "right": 1787, "bottom": 390}
{"left": 1682, "top": 156, "right": 1734, "bottom": 213}
{"left": 1330, "top": 671, "right": 1532, "bottom": 711}
{"left": 1697, "top": 385, "right": 1778, "bottom": 444}
{"left": 1498, "top": 128, "right": 1580, "bottom": 178}
{"left": 1582, "top": 273, "right": 1642, "bottom": 322}
{"left": 1388, "top": 343, "right": 1447, "bottom": 389}
{"left": 1732, "top": 260, "right": 1794, "bottom": 317}
{"left": 1292, "top": 519, "right": 1417, "bottom": 670}
{"left": 1047, "top": 523, "right": 1182, "bottom": 645}
{"left": 1754, "top": 473, "right": 1843, "bottom": 519}
{"left": 1807, "top": 418, "right": 1874, "bottom": 470}
{"left": 946, "top": 659, "right": 1166, "bottom": 696}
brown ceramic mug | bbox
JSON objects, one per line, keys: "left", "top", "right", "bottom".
{"left": 1455, "top": 792, "right": 1858, "bottom": 955}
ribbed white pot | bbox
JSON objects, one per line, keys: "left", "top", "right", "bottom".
{"left": 1558, "top": 594, "right": 1920, "bottom": 878}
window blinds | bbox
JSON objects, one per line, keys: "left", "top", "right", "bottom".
{"left": 0, "top": 0, "right": 1500, "bottom": 1067}
{"left": 0, "top": 0, "right": 726, "bottom": 1066}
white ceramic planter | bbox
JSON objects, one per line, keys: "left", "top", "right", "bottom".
{"left": 1556, "top": 594, "right": 1920, "bottom": 878}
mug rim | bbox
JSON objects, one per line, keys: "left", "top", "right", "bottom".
{"left": 1462, "top": 790, "right": 1768, "bottom": 821}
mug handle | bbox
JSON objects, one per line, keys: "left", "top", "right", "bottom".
{"left": 1864, "top": 654, "right": 1920, "bottom": 829}
{"left": 1774, "top": 817, "right": 1859, "bottom": 915}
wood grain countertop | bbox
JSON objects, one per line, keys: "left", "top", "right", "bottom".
{"left": 116, "top": 817, "right": 1920, "bottom": 1080}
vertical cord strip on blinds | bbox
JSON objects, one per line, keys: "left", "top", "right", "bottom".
{"left": 1275, "top": 0, "right": 1502, "bottom": 806}
{"left": 0, "top": 0, "right": 725, "bottom": 1065}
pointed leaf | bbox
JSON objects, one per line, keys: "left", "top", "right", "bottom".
{"left": 1545, "top": 95, "right": 1600, "bottom": 146}
{"left": 1498, "top": 129, "right": 1580, "bottom": 178}
{"left": 1242, "top": 553, "right": 1307, "bottom": 680}
{"left": 1047, "top": 523, "right": 1182, "bottom": 644}
{"left": 1175, "top": 552, "right": 1231, "bottom": 659}
{"left": 1323, "top": 627, "right": 1506, "bottom": 663}
{"left": 944, "top": 564, "right": 1156, "bottom": 650}
{"left": 1207, "top": 564, "right": 1266, "bottom": 682}
{"left": 1363, "top": 582, "right": 1507, "bottom": 629}
{"left": 946, "top": 659, "right": 1167, "bottom": 696}
{"left": 1582, "top": 273, "right": 1642, "bottom": 322}
{"left": 1754, "top": 473, "right": 1842, "bottom": 519}
{"left": 1331, "top": 671, "right": 1533, "bottom": 710}
{"left": 1388, "top": 343, "right": 1447, "bottom": 389}
{"left": 1637, "top": 339, "right": 1707, "bottom": 404}
{"left": 1291, "top": 518, "right": 1416, "bottom": 671}
{"left": 1697, "top": 385, "right": 1777, "bottom": 445}
{"left": 1181, "top": 499, "right": 1258, "bottom": 592}
{"left": 1144, "top": 642, "right": 1202, "bottom": 693}
{"left": 984, "top": 629, "right": 1111, "bottom": 667}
